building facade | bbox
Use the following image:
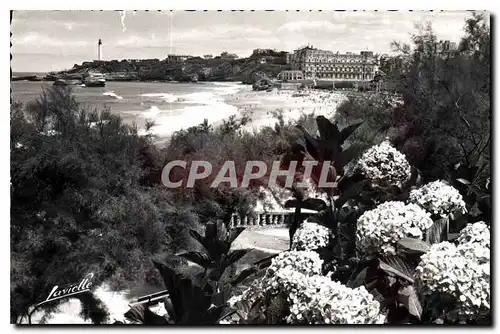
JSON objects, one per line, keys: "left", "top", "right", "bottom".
{"left": 277, "top": 70, "right": 304, "bottom": 81}
{"left": 167, "top": 54, "right": 190, "bottom": 63}
{"left": 220, "top": 52, "right": 238, "bottom": 60}
{"left": 291, "top": 46, "right": 379, "bottom": 82}
{"left": 437, "top": 40, "right": 459, "bottom": 58}
{"left": 252, "top": 48, "right": 275, "bottom": 55}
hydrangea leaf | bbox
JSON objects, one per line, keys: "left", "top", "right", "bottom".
{"left": 398, "top": 286, "right": 423, "bottom": 320}
{"left": 379, "top": 256, "right": 414, "bottom": 283}
{"left": 397, "top": 238, "right": 431, "bottom": 254}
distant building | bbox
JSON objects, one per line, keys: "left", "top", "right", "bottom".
{"left": 167, "top": 54, "right": 190, "bottom": 63}
{"left": 203, "top": 54, "right": 213, "bottom": 59}
{"left": 97, "top": 39, "right": 102, "bottom": 61}
{"left": 277, "top": 70, "right": 304, "bottom": 81}
{"left": 258, "top": 57, "right": 267, "bottom": 64}
{"left": 252, "top": 48, "right": 275, "bottom": 55}
{"left": 291, "top": 46, "right": 379, "bottom": 82}
{"left": 220, "top": 52, "right": 238, "bottom": 60}
{"left": 437, "top": 40, "right": 459, "bottom": 58}
{"left": 437, "top": 40, "right": 458, "bottom": 52}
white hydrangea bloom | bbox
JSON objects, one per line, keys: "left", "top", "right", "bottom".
{"left": 284, "top": 273, "right": 384, "bottom": 324}
{"left": 456, "top": 221, "right": 490, "bottom": 249}
{"left": 267, "top": 250, "right": 324, "bottom": 276}
{"left": 229, "top": 250, "right": 384, "bottom": 324}
{"left": 228, "top": 251, "right": 323, "bottom": 308}
{"left": 409, "top": 180, "right": 467, "bottom": 217}
{"left": 415, "top": 223, "right": 490, "bottom": 323}
{"left": 291, "top": 222, "right": 330, "bottom": 251}
{"left": 355, "top": 141, "right": 411, "bottom": 188}
{"left": 227, "top": 252, "right": 315, "bottom": 318}
{"left": 356, "top": 201, "right": 433, "bottom": 255}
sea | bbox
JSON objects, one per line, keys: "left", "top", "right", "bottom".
{"left": 11, "top": 79, "right": 250, "bottom": 142}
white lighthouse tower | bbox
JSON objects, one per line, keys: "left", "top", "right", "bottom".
{"left": 98, "top": 39, "right": 102, "bottom": 61}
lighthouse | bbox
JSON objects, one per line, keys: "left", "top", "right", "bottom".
{"left": 98, "top": 39, "right": 102, "bottom": 61}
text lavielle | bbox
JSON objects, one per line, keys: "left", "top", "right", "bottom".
{"left": 44, "top": 273, "right": 95, "bottom": 303}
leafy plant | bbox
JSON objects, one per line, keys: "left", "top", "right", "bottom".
{"left": 177, "top": 221, "right": 252, "bottom": 284}
{"left": 278, "top": 116, "right": 364, "bottom": 246}
{"left": 122, "top": 261, "right": 233, "bottom": 324}
{"left": 119, "top": 217, "right": 265, "bottom": 325}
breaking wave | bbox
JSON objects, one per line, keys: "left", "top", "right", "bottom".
{"left": 102, "top": 91, "right": 123, "bottom": 100}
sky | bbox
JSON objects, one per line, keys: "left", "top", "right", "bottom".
{"left": 10, "top": 10, "right": 481, "bottom": 73}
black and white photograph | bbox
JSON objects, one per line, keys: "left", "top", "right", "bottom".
{"left": 8, "top": 7, "right": 492, "bottom": 326}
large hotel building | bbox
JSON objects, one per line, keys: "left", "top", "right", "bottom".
{"left": 284, "top": 45, "right": 379, "bottom": 83}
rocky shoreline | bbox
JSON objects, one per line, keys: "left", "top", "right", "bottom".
{"left": 13, "top": 52, "right": 290, "bottom": 85}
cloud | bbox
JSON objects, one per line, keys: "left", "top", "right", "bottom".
{"left": 116, "top": 35, "right": 161, "bottom": 48}
{"left": 277, "top": 20, "right": 347, "bottom": 34}
{"left": 12, "top": 32, "right": 91, "bottom": 48}
{"left": 177, "top": 25, "right": 270, "bottom": 41}
{"left": 10, "top": 10, "right": 476, "bottom": 72}
{"left": 115, "top": 24, "right": 272, "bottom": 50}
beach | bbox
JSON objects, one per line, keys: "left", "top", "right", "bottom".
{"left": 224, "top": 88, "right": 348, "bottom": 133}
{"left": 11, "top": 81, "right": 348, "bottom": 145}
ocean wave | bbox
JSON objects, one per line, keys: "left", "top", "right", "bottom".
{"left": 210, "top": 82, "right": 246, "bottom": 95}
{"left": 177, "top": 92, "right": 222, "bottom": 105}
{"left": 140, "top": 93, "right": 177, "bottom": 103}
{"left": 140, "top": 83, "right": 244, "bottom": 106}
{"left": 102, "top": 91, "right": 123, "bottom": 100}
{"left": 140, "top": 102, "right": 239, "bottom": 137}
{"left": 141, "top": 91, "right": 223, "bottom": 106}
{"left": 141, "top": 105, "right": 163, "bottom": 119}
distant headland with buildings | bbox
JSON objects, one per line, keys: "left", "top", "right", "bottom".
{"left": 12, "top": 40, "right": 459, "bottom": 90}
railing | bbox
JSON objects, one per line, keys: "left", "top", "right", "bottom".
{"left": 228, "top": 211, "right": 314, "bottom": 229}
{"left": 128, "top": 290, "right": 169, "bottom": 308}
{"left": 128, "top": 211, "right": 312, "bottom": 309}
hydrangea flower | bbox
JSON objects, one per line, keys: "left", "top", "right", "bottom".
{"left": 284, "top": 272, "right": 384, "bottom": 324}
{"left": 355, "top": 141, "right": 411, "bottom": 188}
{"left": 456, "top": 221, "right": 490, "bottom": 249}
{"left": 409, "top": 180, "right": 467, "bottom": 217}
{"left": 291, "top": 222, "right": 330, "bottom": 251}
{"left": 228, "top": 251, "right": 323, "bottom": 309}
{"left": 229, "top": 251, "right": 384, "bottom": 324}
{"left": 267, "top": 250, "right": 323, "bottom": 276}
{"left": 415, "top": 223, "right": 490, "bottom": 323}
{"left": 356, "top": 201, "right": 433, "bottom": 255}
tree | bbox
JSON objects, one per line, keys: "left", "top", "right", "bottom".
{"left": 10, "top": 87, "right": 189, "bottom": 323}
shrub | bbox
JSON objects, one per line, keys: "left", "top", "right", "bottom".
{"left": 229, "top": 251, "right": 383, "bottom": 324}
{"left": 355, "top": 141, "right": 412, "bottom": 188}
{"left": 415, "top": 222, "right": 490, "bottom": 323}
{"left": 356, "top": 201, "right": 433, "bottom": 255}
{"left": 10, "top": 87, "right": 194, "bottom": 323}
{"left": 409, "top": 180, "right": 467, "bottom": 218}
{"left": 291, "top": 222, "right": 330, "bottom": 252}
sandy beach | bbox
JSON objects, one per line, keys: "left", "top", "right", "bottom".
{"left": 223, "top": 87, "right": 348, "bottom": 132}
